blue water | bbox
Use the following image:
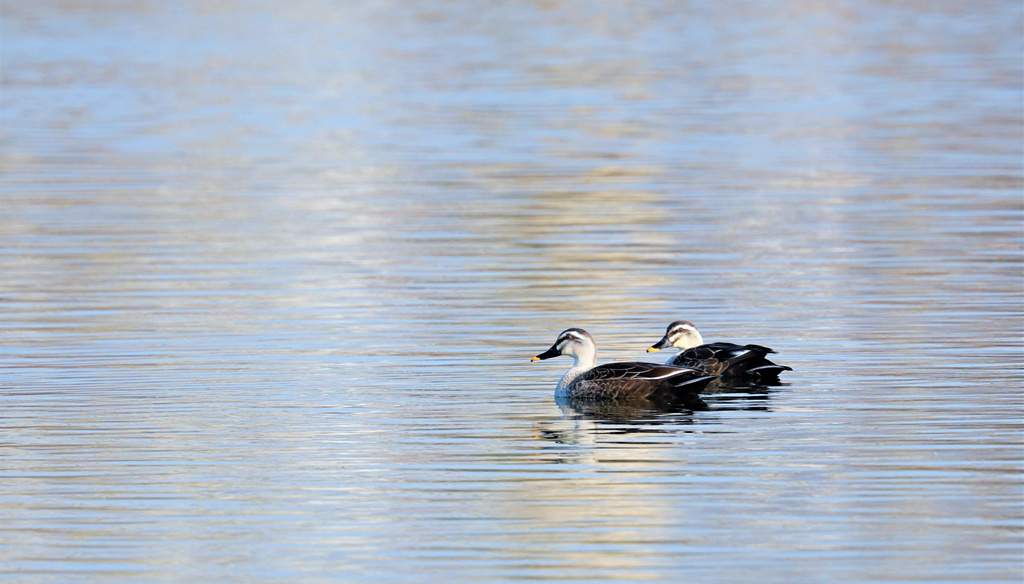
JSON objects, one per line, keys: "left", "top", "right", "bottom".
{"left": 2, "top": 1, "right": 1022, "bottom": 582}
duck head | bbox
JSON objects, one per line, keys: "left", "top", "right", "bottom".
{"left": 532, "top": 328, "right": 596, "bottom": 362}
{"left": 648, "top": 320, "right": 704, "bottom": 352}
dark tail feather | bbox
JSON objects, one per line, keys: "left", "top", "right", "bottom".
{"left": 746, "top": 364, "right": 792, "bottom": 384}
{"left": 664, "top": 375, "right": 717, "bottom": 410}
{"left": 647, "top": 374, "right": 720, "bottom": 408}
{"left": 670, "top": 374, "right": 720, "bottom": 393}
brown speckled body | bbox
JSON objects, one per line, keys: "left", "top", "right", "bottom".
{"left": 560, "top": 362, "right": 717, "bottom": 401}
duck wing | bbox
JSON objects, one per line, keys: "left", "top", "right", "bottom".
{"left": 583, "top": 362, "right": 705, "bottom": 382}
{"left": 702, "top": 342, "right": 774, "bottom": 363}
{"left": 668, "top": 346, "right": 726, "bottom": 375}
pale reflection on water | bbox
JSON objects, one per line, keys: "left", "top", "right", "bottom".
{"left": 2, "top": 1, "right": 1022, "bottom": 582}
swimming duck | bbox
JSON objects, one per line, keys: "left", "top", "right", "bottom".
{"left": 532, "top": 328, "right": 719, "bottom": 401}
{"left": 647, "top": 320, "right": 792, "bottom": 385}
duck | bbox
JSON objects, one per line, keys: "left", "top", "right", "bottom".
{"left": 531, "top": 328, "right": 719, "bottom": 402}
{"left": 646, "top": 320, "right": 792, "bottom": 385}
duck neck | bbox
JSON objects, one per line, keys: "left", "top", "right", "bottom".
{"left": 556, "top": 347, "right": 597, "bottom": 394}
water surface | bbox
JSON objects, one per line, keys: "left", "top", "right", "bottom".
{"left": 2, "top": 1, "right": 1022, "bottom": 582}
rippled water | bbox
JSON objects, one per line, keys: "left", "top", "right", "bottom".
{"left": 3, "top": 1, "right": 1022, "bottom": 582}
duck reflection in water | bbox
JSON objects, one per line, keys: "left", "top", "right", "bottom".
{"left": 555, "top": 394, "right": 705, "bottom": 421}
{"left": 534, "top": 392, "right": 775, "bottom": 458}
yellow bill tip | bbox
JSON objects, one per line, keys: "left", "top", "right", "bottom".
{"left": 646, "top": 347, "right": 660, "bottom": 353}
{"left": 530, "top": 356, "right": 541, "bottom": 361}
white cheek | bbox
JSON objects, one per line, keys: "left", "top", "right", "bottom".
{"left": 673, "top": 331, "right": 698, "bottom": 347}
